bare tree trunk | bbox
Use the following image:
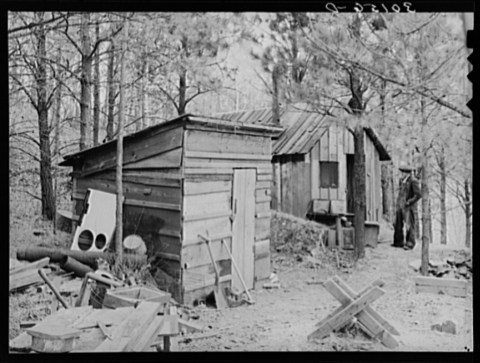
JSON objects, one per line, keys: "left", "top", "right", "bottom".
{"left": 115, "top": 20, "right": 128, "bottom": 268}
{"left": 178, "top": 68, "right": 187, "bottom": 115}
{"left": 53, "top": 47, "right": 62, "bottom": 232}
{"left": 141, "top": 59, "right": 149, "bottom": 128}
{"left": 35, "top": 12, "right": 56, "bottom": 221}
{"left": 106, "top": 42, "right": 116, "bottom": 141}
{"left": 93, "top": 19, "right": 101, "bottom": 146}
{"left": 272, "top": 63, "right": 282, "bottom": 125}
{"left": 420, "top": 97, "right": 431, "bottom": 276}
{"left": 464, "top": 178, "right": 471, "bottom": 248}
{"left": 353, "top": 124, "right": 366, "bottom": 259}
{"left": 79, "top": 12, "right": 92, "bottom": 150}
{"left": 438, "top": 147, "right": 447, "bottom": 244}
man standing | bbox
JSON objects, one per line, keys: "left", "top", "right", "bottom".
{"left": 393, "top": 165, "right": 422, "bottom": 250}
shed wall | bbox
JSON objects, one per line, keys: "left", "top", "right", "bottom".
{"left": 181, "top": 127, "right": 274, "bottom": 305}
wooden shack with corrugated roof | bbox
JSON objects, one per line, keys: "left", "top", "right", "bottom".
{"left": 219, "top": 108, "right": 391, "bottom": 223}
{"left": 60, "top": 114, "right": 282, "bottom": 305}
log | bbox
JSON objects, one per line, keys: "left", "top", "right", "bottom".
{"left": 16, "top": 246, "right": 147, "bottom": 270}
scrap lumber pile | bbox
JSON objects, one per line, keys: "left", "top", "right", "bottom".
{"left": 9, "top": 262, "right": 208, "bottom": 353}
{"left": 308, "top": 276, "right": 399, "bottom": 349}
{"left": 10, "top": 301, "right": 182, "bottom": 352}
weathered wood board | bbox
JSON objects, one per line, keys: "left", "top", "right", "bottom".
{"left": 414, "top": 276, "right": 468, "bottom": 298}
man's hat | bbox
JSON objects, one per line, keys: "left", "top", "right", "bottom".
{"left": 399, "top": 161, "right": 414, "bottom": 173}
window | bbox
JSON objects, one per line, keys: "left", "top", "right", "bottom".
{"left": 320, "top": 161, "right": 339, "bottom": 188}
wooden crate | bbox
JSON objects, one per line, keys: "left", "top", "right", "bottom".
{"left": 103, "top": 286, "right": 171, "bottom": 309}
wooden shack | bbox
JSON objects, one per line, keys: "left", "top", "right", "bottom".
{"left": 219, "top": 108, "right": 391, "bottom": 222}
{"left": 60, "top": 114, "right": 282, "bottom": 305}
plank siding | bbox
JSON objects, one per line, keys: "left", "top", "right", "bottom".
{"left": 183, "top": 180, "right": 231, "bottom": 195}
{"left": 183, "top": 191, "right": 231, "bottom": 218}
{"left": 122, "top": 148, "right": 182, "bottom": 170}
{"left": 185, "top": 129, "right": 270, "bottom": 155}
{"left": 272, "top": 163, "right": 280, "bottom": 210}
{"left": 182, "top": 216, "right": 231, "bottom": 242}
{"left": 79, "top": 126, "right": 183, "bottom": 177}
{"left": 76, "top": 176, "right": 182, "bottom": 205}
{"left": 181, "top": 238, "right": 233, "bottom": 269}
{"left": 182, "top": 259, "right": 232, "bottom": 292}
{"left": 254, "top": 255, "right": 270, "bottom": 283}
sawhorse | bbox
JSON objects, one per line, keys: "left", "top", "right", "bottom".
{"left": 308, "top": 276, "right": 400, "bottom": 349}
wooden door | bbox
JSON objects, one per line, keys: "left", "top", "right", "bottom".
{"left": 231, "top": 169, "right": 256, "bottom": 290}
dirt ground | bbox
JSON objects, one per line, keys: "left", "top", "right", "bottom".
{"left": 178, "top": 241, "right": 473, "bottom": 352}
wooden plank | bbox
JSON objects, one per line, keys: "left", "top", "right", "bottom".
{"left": 255, "top": 217, "right": 270, "bottom": 241}
{"left": 255, "top": 201, "right": 270, "bottom": 215}
{"left": 281, "top": 162, "right": 291, "bottom": 215}
{"left": 183, "top": 231, "right": 232, "bottom": 247}
{"left": 185, "top": 129, "right": 270, "bottom": 155}
{"left": 10, "top": 257, "right": 50, "bottom": 275}
{"left": 231, "top": 169, "right": 256, "bottom": 290}
{"left": 320, "top": 188, "right": 329, "bottom": 199}
{"left": 73, "top": 191, "right": 181, "bottom": 211}
{"left": 256, "top": 195, "right": 271, "bottom": 203}
{"left": 122, "top": 148, "right": 182, "bottom": 170}
{"left": 10, "top": 268, "right": 46, "bottom": 291}
{"left": 95, "top": 301, "right": 162, "bottom": 352}
{"left": 414, "top": 276, "right": 468, "bottom": 288}
{"left": 72, "top": 307, "right": 135, "bottom": 329}
{"left": 333, "top": 277, "right": 400, "bottom": 336}
{"left": 183, "top": 266, "right": 232, "bottom": 291}
{"left": 126, "top": 315, "right": 164, "bottom": 352}
{"left": 308, "top": 285, "right": 385, "bottom": 341}
{"left": 184, "top": 180, "right": 231, "bottom": 196}
{"left": 81, "top": 126, "right": 183, "bottom": 177}
{"left": 414, "top": 276, "right": 468, "bottom": 297}
{"left": 183, "top": 191, "right": 231, "bottom": 217}
{"left": 255, "top": 188, "right": 271, "bottom": 200}
{"left": 301, "top": 161, "right": 311, "bottom": 218}
{"left": 182, "top": 216, "right": 231, "bottom": 242}
{"left": 257, "top": 174, "right": 272, "bottom": 181}
{"left": 324, "top": 280, "right": 398, "bottom": 349}
{"left": 311, "top": 142, "right": 320, "bottom": 200}
{"left": 415, "top": 285, "right": 467, "bottom": 298}
{"left": 272, "top": 163, "right": 280, "bottom": 210}
{"left": 254, "top": 239, "right": 270, "bottom": 259}
{"left": 184, "top": 150, "right": 271, "bottom": 161}
{"left": 181, "top": 238, "right": 232, "bottom": 269}
{"left": 184, "top": 158, "right": 271, "bottom": 170}
{"left": 254, "top": 255, "right": 270, "bottom": 282}
{"left": 123, "top": 170, "right": 182, "bottom": 183}
{"left": 183, "top": 211, "right": 232, "bottom": 222}
{"left": 184, "top": 168, "right": 233, "bottom": 175}
{"left": 256, "top": 181, "right": 271, "bottom": 190}
{"left": 255, "top": 211, "right": 271, "bottom": 219}
{"left": 291, "top": 161, "right": 300, "bottom": 217}
{"left": 255, "top": 229, "right": 270, "bottom": 242}
{"left": 125, "top": 199, "right": 181, "bottom": 211}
